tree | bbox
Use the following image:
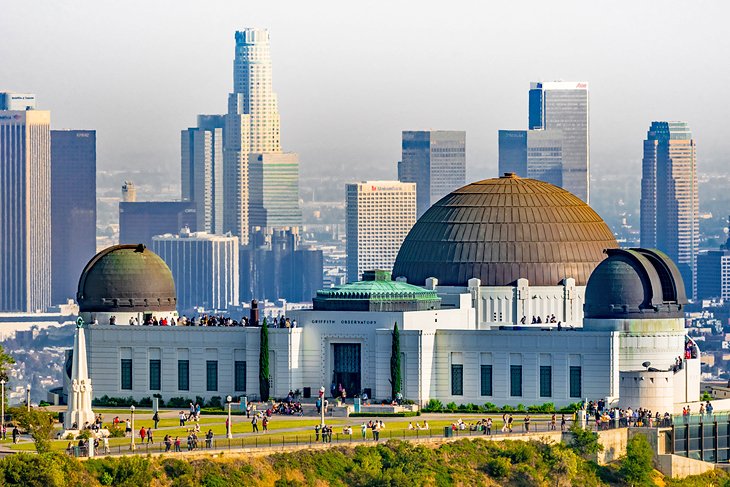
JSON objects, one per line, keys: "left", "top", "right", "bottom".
{"left": 568, "top": 422, "right": 603, "bottom": 458}
{"left": 0, "top": 345, "right": 14, "bottom": 415}
{"left": 259, "top": 318, "right": 270, "bottom": 402}
{"left": 9, "top": 407, "right": 55, "bottom": 453}
{"left": 389, "top": 322, "right": 401, "bottom": 401}
{"left": 619, "top": 434, "right": 654, "bottom": 486}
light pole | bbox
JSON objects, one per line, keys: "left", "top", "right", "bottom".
{"left": 130, "top": 405, "right": 136, "bottom": 451}
{"left": 25, "top": 384, "right": 31, "bottom": 412}
{"left": 226, "top": 395, "right": 233, "bottom": 439}
{"left": 319, "top": 386, "right": 325, "bottom": 428}
{"left": 1, "top": 379, "right": 5, "bottom": 440}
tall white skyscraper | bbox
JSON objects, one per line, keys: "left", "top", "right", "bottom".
{"left": 223, "top": 29, "right": 298, "bottom": 245}
{"left": 0, "top": 106, "right": 52, "bottom": 312}
{"left": 529, "top": 81, "right": 590, "bottom": 202}
{"left": 346, "top": 181, "right": 416, "bottom": 282}
{"left": 152, "top": 229, "right": 239, "bottom": 312}
{"left": 182, "top": 115, "right": 225, "bottom": 234}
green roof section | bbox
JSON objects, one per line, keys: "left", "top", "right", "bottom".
{"left": 313, "top": 270, "right": 441, "bottom": 312}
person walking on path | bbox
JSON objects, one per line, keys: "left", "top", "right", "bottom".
{"left": 152, "top": 411, "right": 160, "bottom": 429}
{"left": 174, "top": 436, "right": 181, "bottom": 452}
{"left": 361, "top": 422, "right": 367, "bottom": 440}
{"left": 314, "top": 424, "right": 320, "bottom": 442}
{"left": 164, "top": 435, "right": 171, "bottom": 452}
{"left": 147, "top": 427, "right": 153, "bottom": 443}
{"left": 524, "top": 414, "right": 531, "bottom": 433}
{"left": 251, "top": 415, "right": 259, "bottom": 433}
{"left": 103, "top": 436, "right": 110, "bottom": 454}
{"left": 11, "top": 426, "right": 19, "bottom": 444}
{"left": 139, "top": 426, "right": 146, "bottom": 444}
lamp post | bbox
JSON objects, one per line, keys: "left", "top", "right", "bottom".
{"left": 319, "top": 386, "right": 325, "bottom": 428}
{"left": 226, "top": 395, "right": 233, "bottom": 439}
{"left": 130, "top": 405, "right": 136, "bottom": 451}
{"left": 25, "top": 384, "right": 31, "bottom": 412}
{"left": 1, "top": 379, "right": 5, "bottom": 440}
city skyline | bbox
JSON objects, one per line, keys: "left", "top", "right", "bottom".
{"left": 1, "top": 1, "right": 727, "bottom": 184}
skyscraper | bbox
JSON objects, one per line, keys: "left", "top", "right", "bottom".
{"left": 223, "top": 29, "right": 299, "bottom": 245}
{"left": 0, "top": 92, "right": 36, "bottom": 110}
{"left": 0, "top": 106, "right": 52, "bottom": 312}
{"left": 528, "top": 82, "right": 589, "bottom": 202}
{"left": 119, "top": 201, "right": 197, "bottom": 249}
{"left": 240, "top": 228, "right": 323, "bottom": 303}
{"left": 398, "top": 130, "right": 466, "bottom": 217}
{"left": 181, "top": 115, "right": 224, "bottom": 233}
{"left": 51, "top": 130, "right": 97, "bottom": 304}
{"left": 346, "top": 181, "right": 416, "bottom": 282}
{"left": 498, "top": 129, "right": 562, "bottom": 187}
{"left": 526, "top": 130, "right": 563, "bottom": 187}
{"left": 249, "top": 152, "right": 302, "bottom": 229}
{"left": 152, "top": 229, "right": 239, "bottom": 312}
{"left": 640, "top": 121, "right": 699, "bottom": 297}
{"left": 498, "top": 130, "right": 527, "bottom": 177}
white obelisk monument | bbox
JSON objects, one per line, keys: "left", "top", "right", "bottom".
{"left": 65, "top": 317, "right": 95, "bottom": 430}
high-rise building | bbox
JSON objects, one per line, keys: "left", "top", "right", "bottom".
{"left": 526, "top": 130, "right": 563, "bottom": 187}
{"left": 640, "top": 121, "right": 699, "bottom": 297}
{"left": 346, "top": 181, "right": 416, "bottom": 282}
{"left": 498, "top": 130, "right": 527, "bottom": 177}
{"left": 240, "top": 228, "right": 323, "bottom": 303}
{"left": 249, "top": 152, "right": 302, "bottom": 229}
{"left": 696, "top": 250, "right": 730, "bottom": 301}
{"left": 0, "top": 108, "right": 52, "bottom": 312}
{"left": 119, "top": 201, "right": 197, "bottom": 249}
{"left": 528, "top": 82, "right": 589, "bottom": 202}
{"left": 0, "top": 92, "right": 36, "bottom": 110}
{"left": 181, "top": 115, "right": 225, "bottom": 233}
{"left": 398, "top": 131, "right": 465, "bottom": 217}
{"left": 498, "top": 129, "right": 562, "bottom": 187}
{"left": 222, "top": 29, "right": 299, "bottom": 245}
{"left": 152, "top": 229, "right": 239, "bottom": 312}
{"left": 51, "top": 130, "right": 96, "bottom": 304}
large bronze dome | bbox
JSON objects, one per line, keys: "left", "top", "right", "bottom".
{"left": 392, "top": 174, "right": 618, "bottom": 286}
{"left": 77, "top": 244, "right": 177, "bottom": 312}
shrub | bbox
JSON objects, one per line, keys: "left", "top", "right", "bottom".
{"left": 207, "top": 396, "right": 223, "bottom": 408}
{"left": 422, "top": 399, "right": 443, "bottom": 412}
{"left": 619, "top": 435, "right": 654, "bottom": 486}
{"left": 167, "top": 397, "right": 193, "bottom": 408}
{"left": 107, "top": 424, "right": 126, "bottom": 438}
{"left": 482, "top": 402, "right": 498, "bottom": 412}
{"left": 568, "top": 423, "right": 603, "bottom": 458}
{"left": 138, "top": 397, "right": 152, "bottom": 407}
{"left": 445, "top": 402, "right": 458, "bottom": 412}
{"left": 485, "top": 456, "right": 511, "bottom": 478}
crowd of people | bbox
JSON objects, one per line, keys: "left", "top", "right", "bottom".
{"left": 105, "top": 314, "right": 299, "bottom": 328}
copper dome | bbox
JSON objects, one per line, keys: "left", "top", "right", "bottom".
{"left": 77, "top": 244, "right": 177, "bottom": 312}
{"left": 392, "top": 174, "right": 618, "bottom": 287}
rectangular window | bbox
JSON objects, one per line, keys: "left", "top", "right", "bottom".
{"left": 149, "top": 359, "right": 161, "bottom": 391}
{"left": 206, "top": 360, "right": 218, "bottom": 392}
{"left": 121, "top": 359, "right": 132, "bottom": 390}
{"left": 451, "top": 364, "right": 463, "bottom": 396}
{"left": 540, "top": 366, "right": 552, "bottom": 397}
{"left": 234, "top": 361, "right": 246, "bottom": 392}
{"left": 480, "top": 365, "right": 493, "bottom": 396}
{"left": 510, "top": 365, "right": 522, "bottom": 397}
{"left": 570, "top": 366, "right": 582, "bottom": 398}
{"left": 178, "top": 360, "right": 189, "bottom": 391}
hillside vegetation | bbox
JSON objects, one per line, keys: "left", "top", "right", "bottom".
{"left": 0, "top": 438, "right": 728, "bottom": 487}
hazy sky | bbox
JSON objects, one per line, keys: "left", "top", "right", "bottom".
{"left": 2, "top": 0, "right": 729, "bottom": 183}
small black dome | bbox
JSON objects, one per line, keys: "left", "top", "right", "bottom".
{"left": 584, "top": 248, "right": 686, "bottom": 319}
{"left": 77, "top": 244, "right": 177, "bottom": 312}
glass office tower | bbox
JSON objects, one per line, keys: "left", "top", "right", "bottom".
{"left": 528, "top": 82, "right": 589, "bottom": 202}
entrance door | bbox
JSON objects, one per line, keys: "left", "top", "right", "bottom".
{"left": 333, "top": 343, "right": 361, "bottom": 397}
